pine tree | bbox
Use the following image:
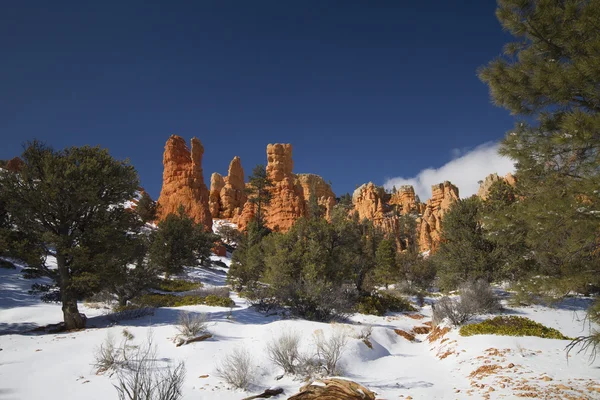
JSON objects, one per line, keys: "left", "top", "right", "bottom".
{"left": 432, "top": 197, "right": 498, "bottom": 291}
{"left": 374, "top": 238, "right": 397, "bottom": 288}
{"left": 0, "top": 141, "right": 140, "bottom": 329}
{"left": 136, "top": 191, "right": 157, "bottom": 223}
{"left": 149, "top": 206, "right": 217, "bottom": 276}
{"left": 480, "top": 0, "right": 600, "bottom": 344}
{"left": 245, "top": 164, "right": 274, "bottom": 229}
{"left": 481, "top": 0, "right": 600, "bottom": 356}
{"left": 307, "top": 183, "right": 324, "bottom": 220}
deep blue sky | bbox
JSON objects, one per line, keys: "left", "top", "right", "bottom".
{"left": 1, "top": 1, "right": 514, "bottom": 199}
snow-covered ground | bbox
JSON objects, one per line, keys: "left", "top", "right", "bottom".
{"left": 1, "top": 254, "right": 599, "bottom": 400}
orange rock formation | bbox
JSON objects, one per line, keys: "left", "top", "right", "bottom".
{"left": 235, "top": 144, "right": 336, "bottom": 232}
{"left": 156, "top": 135, "right": 212, "bottom": 231}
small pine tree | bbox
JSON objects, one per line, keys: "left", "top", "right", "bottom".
{"left": 245, "top": 165, "right": 274, "bottom": 229}
{"left": 374, "top": 238, "right": 397, "bottom": 288}
{"left": 432, "top": 197, "right": 498, "bottom": 291}
{"left": 136, "top": 191, "right": 157, "bottom": 223}
{"left": 149, "top": 206, "right": 217, "bottom": 276}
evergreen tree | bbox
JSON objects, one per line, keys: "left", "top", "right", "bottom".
{"left": 149, "top": 206, "right": 217, "bottom": 276}
{"left": 432, "top": 197, "right": 498, "bottom": 291}
{"left": 0, "top": 141, "right": 140, "bottom": 329}
{"left": 136, "top": 191, "right": 157, "bottom": 223}
{"left": 245, "top": 164, "right": 274, "bottom": 228}
{"left": 337, "top": 193, "right": 353, "bottom": 208}
{"left": 480, "top": 0, "right": 600, "bottom": 352}
{"left": 374, "top": 238, "right": 397, "bottom": 287}
{"left": 307, "top": 183, "right": 324, "bottom": 220}
{"left": 228, "top": 219, "right": 271, "bottom": 290}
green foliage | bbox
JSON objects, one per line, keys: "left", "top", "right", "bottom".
{"left": 479, "top": 0, "right": 600, "bottom": 297}
{"left": 0, "top": 140, "right": 141, "bottom": 329}
{"left": 356, "top": 292, "right": 416, "bottom": 316}
{"left": 460, "top": 316, "right": 572, "bottom": 340}
{"left": 432, "top": 197, "right": 498, "bottom": 291}
{"left": 149, "top": 206, "right": 218, "bottom": 276}
{"left": 228, "top": 219, "right": 271, "bottom": 290}
{"left": 307, "top": 187, "right": 324, "bottom": 220}
{"left": 246, "top": 164, "right": 274, "bottom": 227}
{"left": 232, "top": 209, "right": 396, "bottom": 321}
{"left": 136, "top": 191, "right": 157, "bottom": 223}
{"left": 154, "top": 279, "right": 202, "bottom": 292}
{"left": 216, "top": 224, "right": 242, "bottom": 246}
{"left": 130, "top": 293, "right": 234, "bottom": 308}
{"left": 337, "top": 193, "right": 352, "bottom": 208}
{"left": 374, "top": 238, "right": 397, "bottom": 286}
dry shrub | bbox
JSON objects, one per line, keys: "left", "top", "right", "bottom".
{"left": 266, "top": 330, "right": 301, "bottom": 374}
{"left": 216, "top": 347, "right": 253, "bottom": 390}
{"left": 176, "top": 312, "right": 208, "bottom": 338}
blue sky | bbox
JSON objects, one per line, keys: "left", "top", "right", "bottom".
{"left": 0, "top": 1, "right": 516, "bottom": 200}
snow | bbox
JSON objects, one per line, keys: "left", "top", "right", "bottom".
{"left": 1, "top": 253, "right": 599, "bottom": 400}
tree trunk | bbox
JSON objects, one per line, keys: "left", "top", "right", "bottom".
{"left": 57, "top": 252, "right": 86, "bottom": 330}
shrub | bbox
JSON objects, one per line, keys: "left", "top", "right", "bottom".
{"left": 0, "top": 259, "right": 16, "bottom": 269}
{"left": 460, "top": 316, "right": 572, "bottom": 340}
{"left": 108, "top": 307, "right": 155, "bottom": 322}
{"left": 130, "top": 293, "right": 233, "bottom": 308}
{"left": 267, "top": 330, "right": 301, "bottom": 374}
{"left": 432, "top": 296, "right": 474, "bottom": 327}
{"left": 204, "top": 294, "right": 235, "bottom": 307}
{"left": 216, "top": 347, "right": 253, "bottom": 390}
{"left": 459, "top": 280, "right": 502, "bottom": 314}
{"left": 94, "top": 334, "right": 120, "bottom": 374}
{"left": 154, "top": 279, "right": 202, "bottom": 292}
{"left": 242, "top": 284, "right": 283, "bottom": 313}
{"left": 356, "top": 292, "right": 416, "bottom": 316}
{"left": 94, "top": 330, "right": 137, "bottom": 374}
{"left": 114, "top": 334, "right": 186, "bottom": 400}
{"left": 176, "top": 312, "right": 208, "bottom": 338}
{"left": 313, "top": 327, "right": 349, "bottom": 376}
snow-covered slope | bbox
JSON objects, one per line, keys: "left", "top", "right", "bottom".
{"left": 0, "top": 254, "right": 598, "bottom": 400}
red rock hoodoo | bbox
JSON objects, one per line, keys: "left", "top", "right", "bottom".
{"left": 156, "top": 135, "right": 213, "bottom": 231}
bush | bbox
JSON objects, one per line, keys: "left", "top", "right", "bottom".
{"left": 130, "top": 293, "right": 233, "bottom": 308}
{"left": 114, "top": 334, "right": 186, "bottom": 400}
{"left": 176, "top": 311, "right": 208, "bottom": 336}
{"left": 154, "top": 279, "right": 202, "bottom": 292}
{"left": 356, "top": 292, "right": 416, "bottom": 316}
{"left": 460, "top": 316, "right": 572, "bottom": 340}
{"left": 459, "top": 280, "right": 502, "bottom": 314}
{"left": 432, "top": 296, "right": 474, "bottom": 327}
{"left": 204, "top": 294, "right": 235, "bottom": 307}
{"left": 0, "top": 259, "right": 15, "bottom": 269}
{"left": 216, "top": 347, "right": 253, "bottom": 390}
{"left": 176, "top": 312, "right": 208, "bottom": 338}
{"left": 267, "top": 330, "right": 301, "bottom": 374}
{"left": 108, "top": 307, "right": 155, "bottom": 322}
{"left": 94, "top": 330, "right": 137, "bottom": 374}
{"left": 313, "top": 327, "right": 349, "bottom": 376}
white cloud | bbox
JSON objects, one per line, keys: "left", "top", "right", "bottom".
{"left": 383, "top": 142, "right": 515, "bottom": 201}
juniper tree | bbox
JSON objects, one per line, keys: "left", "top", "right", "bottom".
{"left": 0, "top": 141, "right": 140, "bottom": 329}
